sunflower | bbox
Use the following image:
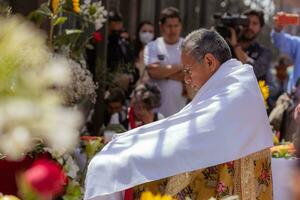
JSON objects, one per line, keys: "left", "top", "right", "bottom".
{"left": 141, "top": 191, "right": 173, "bottom": 200}
{"left": 258, "top": 80, "right": 269, "bottom": 106}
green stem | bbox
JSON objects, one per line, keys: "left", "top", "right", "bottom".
{"left": 49, "top": 16, "right": 55, "bottom": 49}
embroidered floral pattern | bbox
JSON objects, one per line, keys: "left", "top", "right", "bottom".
{"left": 258, "top": 160, "right": 272, "bottom": 186}
{"left": 226, "top": 161, "right": 235, "bottom": 175}
{"left": 133, "top": 151, "right": 272, "bottom": 200}
{"left": 216, "top": 182, "right": 230, "bottom": 198}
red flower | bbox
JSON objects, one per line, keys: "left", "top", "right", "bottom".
{"left": 93, "top": 32, "right": 103, "bottom": 42}
{"left": 81, "top": 135, "right": 102, "bottom": 141}
{"left": 24, "top": 159, "right": 67, "bottom": 197}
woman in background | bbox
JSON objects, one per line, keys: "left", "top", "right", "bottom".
{"left": 134, "top": 21, "right": 155, "bottom": 83}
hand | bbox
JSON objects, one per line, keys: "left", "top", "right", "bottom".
{"left": 294, "top": 103, "right": 300, "bottom": 124}
{"left": 228, "top": 27, "right": 238, "bottom": 47}
{"left": 274, "top": 12, "right": 285, "bottom": 32}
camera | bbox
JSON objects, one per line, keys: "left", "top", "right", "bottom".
{"left": 214, "top": 13, "right": 249, "bottom": 39}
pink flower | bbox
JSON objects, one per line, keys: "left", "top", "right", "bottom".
{"left": 216, "top": 182, "right": 226, "bottom": 193}
{"left": 259, "top": 170, "right": 270, "bottom": 181}
{"left": 24, "top": 159, "right": 67, "bottom": 198}
{"left": 92, "top": 32, "right": 103, "bottom": 42}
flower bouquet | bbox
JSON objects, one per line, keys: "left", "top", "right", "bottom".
{"left": 271, "top": 142, "right": 295, "bottom": 159}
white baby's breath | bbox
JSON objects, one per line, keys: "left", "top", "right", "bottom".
{"left": 0, "top": 16, "right": 83, "bottom": 160}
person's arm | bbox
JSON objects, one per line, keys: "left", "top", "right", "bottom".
{"left": 228, "top": 28, "right": 249, "bottom": 63}
{"left": 229, "top": 28, "right": 271, "bottom": 79}
{"left": 143, "top": 41, "right": 183, "bottom": 79}
{"left": 271, "top": 16, "right": 300, "bottom": 59}
{"left": 168, "top": 70, "right": 185, "bottom": 81}
{"left": 249, "top": 48, "right": 272, "bottom": 80}
{"left": 146, "top": 63, "right": 183, "bottom": 79}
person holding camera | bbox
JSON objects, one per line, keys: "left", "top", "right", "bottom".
{"left": 272, "top": 12, "right": 300, "bottom": 94}
{"left": 228, "top": 9, "right": 272, "bottom": 82}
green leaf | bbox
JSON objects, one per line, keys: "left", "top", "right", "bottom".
{"left": 65, "top": 29, "right": 83, "bottom": 35}
{"left": 85, "top": 44, "right": 94, "bottom": 50}
{"left": 54, "top": 16, "right": 68, "bottom": 26}
{"left": 35, "top": 3, "right": 52, "bottom": 17}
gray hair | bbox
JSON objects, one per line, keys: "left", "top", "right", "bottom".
{"left": 181, "top": 29, "right": 232, "bottom": 64}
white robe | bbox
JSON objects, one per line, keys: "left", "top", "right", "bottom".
{"left": 84, "top": 59, "right": 273, "bottom": 200}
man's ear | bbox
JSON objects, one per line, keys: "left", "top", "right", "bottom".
{"left": 204, "top": 53, "right": 218, "bottom": 72}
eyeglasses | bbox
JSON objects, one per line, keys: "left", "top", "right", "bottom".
{"left": 183, "top": 62, "right": 197, "bottom": 75}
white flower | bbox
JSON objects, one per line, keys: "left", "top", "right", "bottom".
{"left": 42, "top": 57, "right": 71, "bottom": 86}
{"left": 60, "top": 59, "right": 97, "bottom": 106}
{"left": 64, "top": 155, "right": 80, "bottom": 179}
{"left": 0, "top": 14, "right": 83, "bottom": 160}
{"left": 0, "top": 126, "right": 31, "bottom": 160}
{"left": 84, "top": 0, "right": 91, "bottom": 4}
{"left": 80, "top": 1, "right": 107, "bottom": 30}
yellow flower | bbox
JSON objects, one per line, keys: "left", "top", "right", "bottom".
{"left": 258, "top": 80, "right": 269, "bottom": 106}
{"left": 51, "top": 0, "right": 59, "bottom": 14}
{"left": 141, "top": 191, "right": 173, "bottom": 200}
{"left": 72, "top": 0, "right": 80, "bottom": 13}
{"left": 273, "top": 134, "right": 279, "bottom": 145}
{"left": 73, "top": 6, "right": 80, "bottom": 13}
{"left": 0, "top": 195, "right": 21, "bottom": 200}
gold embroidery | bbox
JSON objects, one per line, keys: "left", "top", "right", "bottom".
{"left": 239, "top": 148, "right": 271, "bottom": 200}
{"left": 165, "top": 170, "right": 203, "bottom": 196}
{"left": 233, "top": 159, "right": 241, "bottom": 198}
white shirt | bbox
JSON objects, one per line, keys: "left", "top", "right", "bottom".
{"left": 144, "top": 37, "right": 186, "bottom": 117}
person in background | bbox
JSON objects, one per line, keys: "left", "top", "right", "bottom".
{"left": 275, "top": 56, "right": 291, "bottom": 96}
{"left": 134, "top": 21, "right": 155, "bottom": 83}
{"left": 229, "top": 9, "right": 272, "bottom": 82}
{"left": 267, "top": 56, "right": 291, "bottom": 109}
{"left": 110, "top": 83, "right": 164, "bottom": 130}
{"left": 144, "top": 7, "right": 186, "bottom": 117}
{"left": 106, "top": 11, "right": 135, "bottom": 72}
{"left": 103, "top": 87, "right": 126, "bottom": 127}
{"left": 270, "top": 78, "right": 300, "bottom": 142}
{"left": 272, "top": 12, "right": 300, "bottom": 94}
{"left": 107, "top": 11, "right": 140, "bottom": 100}
{"left": 228, "top": 9, "right": 278, "bottom": 110}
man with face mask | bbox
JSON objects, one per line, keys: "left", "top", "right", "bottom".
{"left": 144, "top": 7, "right": 186, "bottom": 117}
{"left": 228, "top": 9, "right": 272, "bottom": 82}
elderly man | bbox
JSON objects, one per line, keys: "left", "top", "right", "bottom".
{"left": 85, "top": 29, "right": 273, "bottom": 200}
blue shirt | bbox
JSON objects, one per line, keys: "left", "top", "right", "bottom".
{"left": 271, "top": 29, "right": 300, "bottom": 93}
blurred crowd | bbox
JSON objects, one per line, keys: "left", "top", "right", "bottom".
{"left": 85, "top": 7, "right": 300, "bottom": 147}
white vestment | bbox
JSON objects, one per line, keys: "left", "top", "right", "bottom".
{"left": 84, "top": 59, "right": 273, "bottom": 200}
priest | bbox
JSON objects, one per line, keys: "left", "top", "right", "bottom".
{"left": 85, "top": 29, "right": 273, "bottom": 200}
